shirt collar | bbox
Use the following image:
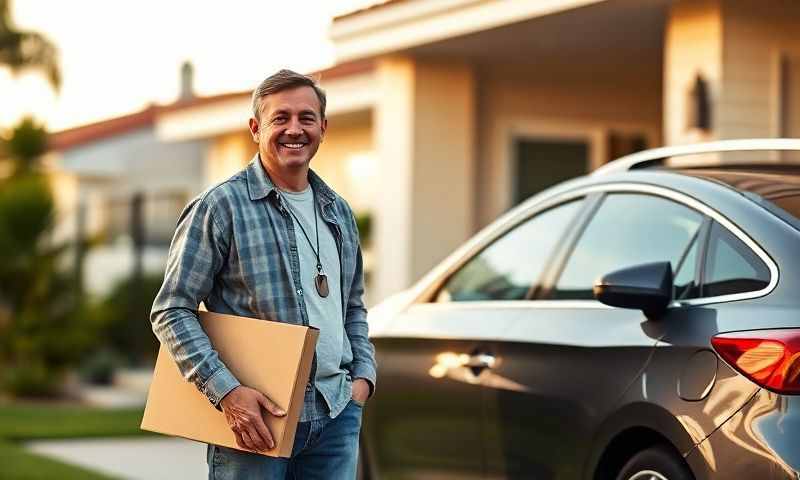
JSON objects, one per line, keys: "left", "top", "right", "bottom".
{"left": 246, "top": 154, "right": 336, "bottom": 204}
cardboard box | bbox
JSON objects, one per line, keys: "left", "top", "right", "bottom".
{"left": 141, "top": 311, "right": 319, "bottom": 457}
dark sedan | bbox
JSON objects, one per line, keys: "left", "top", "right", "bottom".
{"left": 360, "top": 139, "right": 800, "bottom": 480}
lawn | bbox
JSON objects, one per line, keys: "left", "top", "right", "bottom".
{"left": 0, "top": 403, "right": 150, "bottom": 480}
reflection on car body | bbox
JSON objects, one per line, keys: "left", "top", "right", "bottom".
{"left": 360, "top": 139, "right": 800, "bottom": 480}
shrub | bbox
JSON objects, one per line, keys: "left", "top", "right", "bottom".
{"left": 0, "top": 119, "right": 101, "bottom": 397}
{"left": 90, "top": 273, "right": 164, "bottom": 366}
{"left": 0, "top": 174, "right": 100, "bottom": 397}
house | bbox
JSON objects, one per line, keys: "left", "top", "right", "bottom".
{"left": 325, "top": 0, "right": 800, "bottom": 302}
{"left": 47, "top": 65, "right": 209, "bottom": 295}
{"left": 52, "top": 0, "right": 800, "bottom": 306}
{"left": 47, "top": 61, "right": 377, "bottom": 299}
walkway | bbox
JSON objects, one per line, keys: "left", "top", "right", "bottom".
{"left": 26, "top": 437, "right": 207, "bottom": 480}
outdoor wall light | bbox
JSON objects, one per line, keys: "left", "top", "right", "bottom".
{"left": 688, "top": 74, "right": 712, "bottom": 131}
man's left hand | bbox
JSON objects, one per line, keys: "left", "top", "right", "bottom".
{"left": 352, "top": 378, "right": 370, "bottom": 404}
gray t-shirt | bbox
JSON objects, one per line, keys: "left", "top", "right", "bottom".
{"left": 280, "top": 186, "right": 352, "bottom": 419}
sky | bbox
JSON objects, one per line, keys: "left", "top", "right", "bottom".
{"left": 0, "top": 0, "right": 378, "bottom": 132}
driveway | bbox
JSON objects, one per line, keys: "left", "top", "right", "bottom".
{"left": 26, "top": 437, "right": 207, "bottom": 480}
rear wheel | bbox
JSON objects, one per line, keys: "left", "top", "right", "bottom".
{"left": 615, "top": 445, "right": 693, "bottom": 480}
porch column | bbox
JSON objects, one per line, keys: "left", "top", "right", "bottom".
{"left": 663, "top": 0, "right": 723, "bottom": 146}
{"left": 665, "top": 0, "right": 800, "bottom": 145}
{"left": 372, "top": 56, "right": 476, "bottom": 302}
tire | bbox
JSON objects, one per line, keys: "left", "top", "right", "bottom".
{"left": 615, "top": 444, "right": 694, "bottom": 480}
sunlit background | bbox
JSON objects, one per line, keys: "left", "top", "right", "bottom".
{"left": 1, "top": 0, "right": 378, "bottom": 130}
{"left": 3, "top": 0, "right": 800, "bottom": 478}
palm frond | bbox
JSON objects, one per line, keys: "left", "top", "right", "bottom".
{"left": 0, "top": 0, "right": 60, "bottom": 89}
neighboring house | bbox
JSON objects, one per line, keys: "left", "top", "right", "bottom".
{"left": 47, "top": 62, "right": 377, "bottom": 300}
{"left": 51, "top": 0, "right": 800, "bottom": 306}
{"left": 47, "top": 68, "right": 209, "bottom": 296}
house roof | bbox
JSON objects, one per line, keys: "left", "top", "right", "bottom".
{"left": 50, "top": 60, "right": 374, "bottom": 151}
{"left": 333, "top": 0, "right": 405, "bottom": 21}
{"left": 49, "top": 106, "right": 161, "bottom": 151}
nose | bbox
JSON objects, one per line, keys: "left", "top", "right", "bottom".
{"left": 285, "top": 118, "right": 304, "bottom": 136}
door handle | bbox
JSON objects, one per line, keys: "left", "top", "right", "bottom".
{"left": 465, "top": 353, "right": 496, "bottom": 371}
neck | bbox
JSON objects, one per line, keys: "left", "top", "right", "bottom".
{"left": 260, "top": 158, "right": 309, "bottom": 192}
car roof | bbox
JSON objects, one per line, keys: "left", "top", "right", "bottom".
{"left": 593, "top": 138, "right": 800, "bottom": 175}
{"left": 674, "top": 167, "right": 800, "bottom": 200}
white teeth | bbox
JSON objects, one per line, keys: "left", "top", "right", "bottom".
{"left": 281, "top": 143, "right": 305, "bottom": 149}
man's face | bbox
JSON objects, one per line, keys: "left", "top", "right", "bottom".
{"left": 249, "top": 86, "right": 327, "bottom": 173}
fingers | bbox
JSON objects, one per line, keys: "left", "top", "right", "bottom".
{"left": 233, "top": 424, "right": 266, "bottom": 452}
{"left": 240, "top": 430, "right": 259, "bottom": 451}
{"left": 224, "top": 387, "right": 285, "bottom": 452}
{"left": 251, "top": 414, "right": 275, "bottom": 451}
{"left": 234, "top": 430, "right": 251, "bottom": 451}
{"left": 257, "top": 392, "right": 287, "bottom": 417}
{"left": 237, "top": 414, "right": 268, "bottom": 451}
{"left": 227, "top": 412, "right": 268, "bottom": 451}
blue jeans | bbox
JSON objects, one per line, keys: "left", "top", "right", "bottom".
{"left": 207, "top": 399, "right": 363, "bottom": 479}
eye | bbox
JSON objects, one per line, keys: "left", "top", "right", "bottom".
{"left": 271, "top": 116, "right": 287, "bottom": 124}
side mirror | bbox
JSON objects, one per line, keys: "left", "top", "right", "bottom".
{"left": 593, "top": 261, "right": 673, "bottom": 317}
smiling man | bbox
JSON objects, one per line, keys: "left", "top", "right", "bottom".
{"left": 150, "top": 69, "right": 376, "bottom": 479}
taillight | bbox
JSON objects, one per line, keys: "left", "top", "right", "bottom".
{"left": 711, "top": 329, "right": 800, "bottom": 395}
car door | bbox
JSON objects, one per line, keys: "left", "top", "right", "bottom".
{"left": 480, "top": 188, "right": 707, "bottom": 479}
{"left": 364, "top": 198, "right": 587, "bottom": 479}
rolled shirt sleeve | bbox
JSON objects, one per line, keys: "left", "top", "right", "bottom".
{"left": 150, "top": 196, "right": 241, "bottom": 407}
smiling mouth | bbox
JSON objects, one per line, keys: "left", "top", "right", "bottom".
{"left": 279, "top": 142, "right": 307, "bottom": 150}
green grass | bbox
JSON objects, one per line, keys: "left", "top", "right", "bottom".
{"left": 0, "top": 404, "right": 149, "bottom": 441}
{"left": 0, "top": 403, "right": 150, "bottom": 479}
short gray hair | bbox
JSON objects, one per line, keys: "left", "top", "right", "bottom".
{"left": 251, "top": 69, "right": 327, "bottom": 119}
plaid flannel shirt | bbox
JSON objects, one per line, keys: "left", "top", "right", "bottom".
{"left": 150, "top": 155, "right": 376, "bottom": 420}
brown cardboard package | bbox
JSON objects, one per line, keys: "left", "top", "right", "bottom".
{"left": 140, "top": 311, "right": 319, "bottom": 457}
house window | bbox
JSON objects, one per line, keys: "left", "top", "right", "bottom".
{"left": 104, "top": 191, "right": 186, "bottom": 246}
{"left": 514, "top": 139, "right": 588, "bottom": 206}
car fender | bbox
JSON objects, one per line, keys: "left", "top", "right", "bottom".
{"left": 584, "top": 401, "right": 697, "bottom": 480}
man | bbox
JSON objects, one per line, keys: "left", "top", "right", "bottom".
{"left": 150, "top": 69, "right": 376, "bottom": 479}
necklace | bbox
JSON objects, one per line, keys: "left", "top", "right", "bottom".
{"left": 281, "top": 189, "right": 329, "bottom": 298}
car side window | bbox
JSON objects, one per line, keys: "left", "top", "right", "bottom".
{"left": 702, "top": 222, "right": 770, "bottom": 297}
{"left": 673, "top": 229, "right": 701, "bottom": 300}
{"left": 436, "top": 200, "right": 584, "bottom": 302}
{"left": 552, "top": 193, "right": 704, "bottom": 300}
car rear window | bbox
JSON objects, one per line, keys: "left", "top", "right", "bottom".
{"left": 678, "top": 168, "right": 800, "bottom": 230}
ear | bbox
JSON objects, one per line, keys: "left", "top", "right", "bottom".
{"left": 248, "top": 117, "right": 260, "bottom": 143}
{"left": 320, "top": 117, "right": 328, "bottom": 142}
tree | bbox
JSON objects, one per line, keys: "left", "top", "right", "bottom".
{"left": 0, "top": 0, "right": 60, "bottom": 89}
{"left": 2, "top": 116, "right": 48, "bottom": 173}
{"left": 0, "top": 119, "right": 98, "bottom": 397}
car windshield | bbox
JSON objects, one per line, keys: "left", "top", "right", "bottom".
{"left": 677, "top": 167, "right": 800, "bottom": 231}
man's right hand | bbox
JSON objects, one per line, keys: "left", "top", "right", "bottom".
{"left": 219, "top": 385, "right": 286, "bottom": 452}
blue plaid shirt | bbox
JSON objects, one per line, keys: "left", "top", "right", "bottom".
{"left": 150, "top": 155, "right": 376, "bottom": 421}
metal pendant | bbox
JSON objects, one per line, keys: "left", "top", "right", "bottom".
{"left": 315, "top": 273, "right": 329, "bottom": 298}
